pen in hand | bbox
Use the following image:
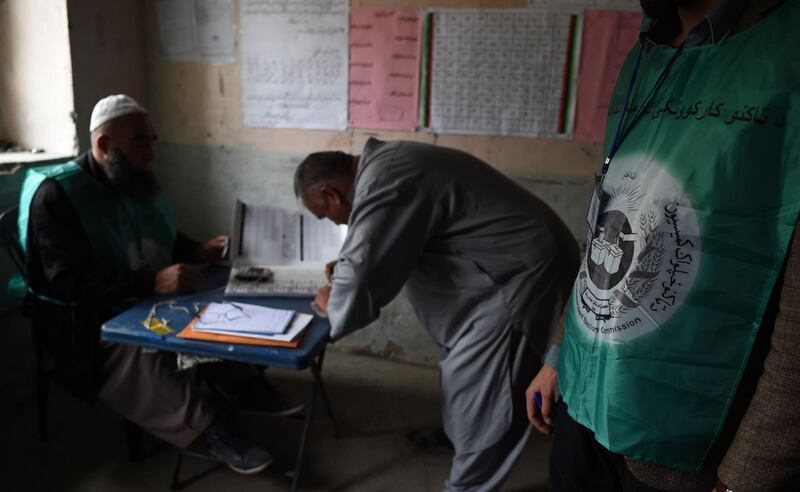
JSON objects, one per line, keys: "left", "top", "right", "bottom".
{"left": 220, "top": 238, "right": 229, "bottom": 261}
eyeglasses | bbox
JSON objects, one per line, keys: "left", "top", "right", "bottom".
{"left": 197, "top": 302, "right": 252, "bottom": 324}
{"left": 142, "top": 301, "right": 205, "bottom": 335}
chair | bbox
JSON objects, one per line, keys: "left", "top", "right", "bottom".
{"left": 1, "top": 206, "right": 156, "bottom": 460}
{"left": 0, "top": 206, "right": 25, "bottom": 283}
{"left": 0, "top": 205, "right": 50, "bottom": 442}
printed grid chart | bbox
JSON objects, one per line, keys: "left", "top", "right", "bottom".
{"left": 527, "top": 0, "right": 640, "bottom": 11}
{"left": 429, "top": 10, "right": 572, "bottom": 136}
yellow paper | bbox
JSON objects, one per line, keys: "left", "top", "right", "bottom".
{"left": 143, "top": 316, "right": 175, "bottom": 336}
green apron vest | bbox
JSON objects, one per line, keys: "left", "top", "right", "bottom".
{"left": 3, "top": 274, "right": 26, "bottom": 313}
{"left": 559, "top": 1, "right": 800, "bottom": 471}
{"left": 18, "top": 161, "right": 177, "bottom": 274}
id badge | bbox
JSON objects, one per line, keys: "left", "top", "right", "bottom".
{"left": 587, "top": 176, "right": 603, "bottom": 233}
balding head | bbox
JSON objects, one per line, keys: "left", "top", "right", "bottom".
{"left": 294, "top": 151, "right": 358, "bottom": 225}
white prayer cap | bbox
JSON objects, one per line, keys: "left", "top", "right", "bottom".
{"left": 89, "top": 94, "right": 148, "bottom": 132}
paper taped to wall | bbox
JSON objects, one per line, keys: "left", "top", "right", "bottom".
{"left": 349, "top": 7, "right": 422, "bottom": 131}
{"left": 155, "top": 0, "right": 235, "bottom": 63}
{"left": 428, "top": 9, "right": 576, "bottom": 137}
{"left": 240, "top": 0, "right": 349, "bottom": 129}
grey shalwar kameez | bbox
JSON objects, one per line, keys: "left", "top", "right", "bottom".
{"left": 327, "top": 139, "right": 579, "bottom": 491}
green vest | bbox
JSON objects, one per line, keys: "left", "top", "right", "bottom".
{"left": 559, "top": 1, "right": 800, "bottom": 472}
{"left": 18, "top": 161, "right": 177, "bottom": 274}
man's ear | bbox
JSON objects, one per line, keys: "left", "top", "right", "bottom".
{"left": 96, "top": 134, "right": 111, "bottom": 157}
{"left": 319, "top": 185, "right": 339, "bottom": 204}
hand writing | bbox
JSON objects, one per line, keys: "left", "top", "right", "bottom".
{"left": 196, "top": 235, "right": 229, "bottom": 263}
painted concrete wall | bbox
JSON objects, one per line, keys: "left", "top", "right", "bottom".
{"left": 67, "top": 0, "right": 149, "bottom": 153}
{"left": 0, "top": 0, "right": 76, "bottom": 155}
{"left": 0, "top": 0, "right": 148, "bottom": 155}
{"left": 142, "top": 0, "right": 601, "bottom": 365}
{"left": 0, "top": 0, "right": 75, "bottom": 315}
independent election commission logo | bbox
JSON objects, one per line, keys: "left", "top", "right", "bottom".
{"left": 575, "top": 158, "right": 701, "bottom": 341}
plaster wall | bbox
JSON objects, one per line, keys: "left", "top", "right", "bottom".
{"left": 67, "top": 0, "right": 149, "bottom": 153}
{"left": 0, "top": 0, "right": 76, "bottom": 155}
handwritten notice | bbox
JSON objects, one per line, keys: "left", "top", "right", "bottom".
{"left": 241, "top": 0, "right": 349, "bottom": 130}
{"left": 348, "top": 7, "right": 421, "bottom": 131}
{"left": 574, "top": 10, "right": 642, "bottom": 143}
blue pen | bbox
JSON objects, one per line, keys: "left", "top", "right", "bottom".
{"left": 534, "top": 392, "right": 543, "bottom": 409}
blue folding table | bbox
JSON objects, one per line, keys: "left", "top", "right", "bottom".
{"left": 101, "top": 290, "right": 338, "bottom": 491}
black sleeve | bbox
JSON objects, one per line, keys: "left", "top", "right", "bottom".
{"left": 174, "top": 231, "right": 200, "bottom": 263}
{"left": 26, "top": 179, "right": 156, "bottom": 305}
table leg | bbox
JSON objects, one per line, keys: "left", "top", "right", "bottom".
{"left": 290, "top": 347, "right": 341, "bottom": 491}
{"left": 169, "top": 449, "right": 222, "bottom": 490}
{"left": 170, "top": 453, "right": 184, "bottom": 490}
{"left": 291, "top": 371, "right": 318, "bottom": 492}
{"left": 311, "top": 349, "right": 340, "bottom": 439}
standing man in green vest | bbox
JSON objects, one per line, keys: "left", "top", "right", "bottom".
{"left": 527, "top": 0, "right": 800, "bottom": 491}
{"left": 19, "top": 95, "right": 281, "bottom": 474}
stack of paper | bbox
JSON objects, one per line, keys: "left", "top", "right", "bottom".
{"left": 192, "top": 302, "right": 312, "bottom": 342}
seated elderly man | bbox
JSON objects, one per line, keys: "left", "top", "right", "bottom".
{"left": 19, "top": 94, "right": 299, "bottom": 474}
{"left": 298, "top": 138, "right": 579, "bottom": 491}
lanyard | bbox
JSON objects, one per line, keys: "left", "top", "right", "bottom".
{"left": 602, "top": 42, "right": 684, "bottom": 177}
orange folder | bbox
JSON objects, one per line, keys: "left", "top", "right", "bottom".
{"left": 177, "top": 308, "right": 305, "bottom": 348}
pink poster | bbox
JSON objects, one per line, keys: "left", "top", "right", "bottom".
{"left": 349, "top": 7, "right": 421, "bottom": 131}
{"left": 573, "top": 10, "right": 643, "bottom": 143}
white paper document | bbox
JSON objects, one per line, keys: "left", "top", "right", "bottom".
{"left": 156, "top": 0, "right": 235, "bottom": 63}
{"left": 227, "top": 202, "right": 347, "bottom": 297}
{"left": 234, "top": 202, "right": 347, "bottom": 265}
{"left": 156, "top": 0, "right": 198, "bottom": 59}
{"left": 262, "top": 312, "right": 313, "bottom": 342}
{"left": 194, "top": 302, "right": 295, "bottom": 335}
{"left": 240, "top": 0, "right": 349, "bottom": 129}
{"left": 195, "top": 0, "right": 236, "bottom": 63}
{"left": 240, "top": 206, "right": 301, "bottom": 264}
{"left": 303, "top": 214, "right": 348, "bottom": 262}
{"left": 196, "top": 307, "right": 314, "bottom": 342}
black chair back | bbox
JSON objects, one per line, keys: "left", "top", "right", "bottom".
{"left": 0, "top": 206, "right": 26, "bottom": 280}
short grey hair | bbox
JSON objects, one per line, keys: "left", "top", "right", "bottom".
{"left": 294, "top": 151, "right": 354, "bottom": 198}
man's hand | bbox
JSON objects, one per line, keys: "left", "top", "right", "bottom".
{"left": 154, "top": 264, "right": 202, "bottom": 294}
{"left": 196, "top": 235, "right": 229, "bottom": 263}
{"left": 526, "top": 364, "right": 558, "bottom": 436}
{"left": 324, "top": 260, "right": 337, "bottom": 282}
{"left": 315, "top": 285, "right": 331, "bottom": 313}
